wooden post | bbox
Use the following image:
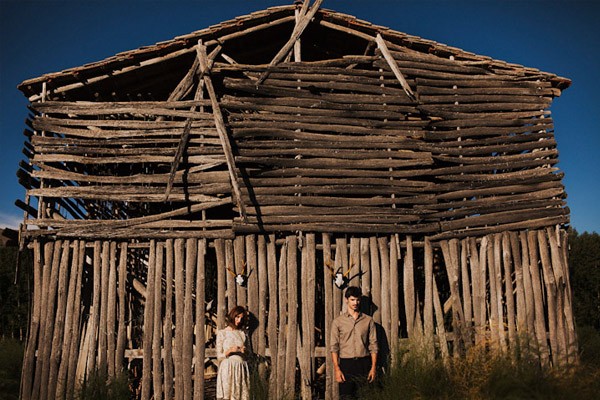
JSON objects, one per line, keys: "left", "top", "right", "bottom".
{"left": 257, "top": 236, "right": 268, "bottom": 363}
{"left": 276, "top": 240, "right": 287, "bottom": 399}
{"left": 432, "top": 271, "right": 450, "bottom": 362}
{"left": 163, "top": 240, "right": 174, "bottom": 400}
{"left": 518, "top": 233, "right": 535, "bottom": 339}
{"left": 370, "top": 237, "right": 381, "bottom": 324}
{"left": 266, "top": 235, "right": 279, "bottom": 396}
{"left": 20, "top": 240, "right": 42, "bottom": 400}
{"left": 183, "top": 239, "right": 197, "bottom": 399}
{"left": 359, "top": 238, "right": 371, "bottom": 314}
{"left": 141, "top": 240, "right": 156, "bottom": 400}
{"left": 284, "top": 235, "right": 298, "bottom": 396}
{"left": 501, "top": 233, "right": 516, "bottom": 350}
{"left": 107, "top": 242, "right": 118, "bottom": 378}
{"left": 98, "top": 241, "right": 110, "bottom": 374}
{"left": 234, "top": 236, "right": 246, "bottom": 307}
{"left": 246, "top": 235, "right": 259, "bottom": 349}
{"left": 460, "top": 239, "right": 473, "bottom": 335}
{"left": 378, "top": 237, "right": 391, "bottom": 343}
{"left": 423, "top": 238, "right": 435, "bottom": 359}
{"left": 537, "top": 230, "right": 560, "bottom": 365}
{"left": 48, "top": 240, "right": 70, "bottom": 399}
{"left": 38, "top": 240, "right": 61, "bottom": 400}
{"left": 66, "top": 241, "right": 85, "bottom": 398}
{"left": 225, "top": 240, "right": 237, "bottom": 310}
{"left": 526, "top": 231, "right": 550, "bottom": 366}
{"left": 509, "top": 232, "right": 528, "bottom": 336}
{"left": 194, "top": 239, "right": 207, "bottom": 400}
{"left": 153, "top": 243, "right": 164, "bottom": 400}
{"left": 403, "top": 235, "right": 415, "bottom": 338}
{"left": 322, "top": 233, "right": 334, "bottom": 400}
{"left": 389, "top": 235, "right": 400, "bottom": 363}
{"left": 349, "top": 238, "right": 361, "bottom": 289}
{"left": 173, "top": 238, "right": 185, "bottom": 400}
{"left": 215, "top": 239, "right": 227, "bottom": 331}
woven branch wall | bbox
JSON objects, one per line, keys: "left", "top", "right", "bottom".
{"left": 21, "top": 229, "right": 576, "bottom": 400}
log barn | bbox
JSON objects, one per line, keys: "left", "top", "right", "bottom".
{"left": 16, "top": 1, "right": 576, "bottom": 399}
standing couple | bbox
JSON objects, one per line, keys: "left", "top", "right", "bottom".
{"left": 216, "top": 286, "right": 377, "bottom": 400}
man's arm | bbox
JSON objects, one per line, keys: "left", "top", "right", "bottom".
{"left": 331, "top": 351, "right": 345, "bottom": 383}
{"left": 368, "top": 352, "right": 377, "bottom": 383}
{"left": 367, "top": 318, "right": 378, "bottom": 382}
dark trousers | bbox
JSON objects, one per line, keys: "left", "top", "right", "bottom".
{"left": 339, "top": 356, "right": 371, "bottom": 399}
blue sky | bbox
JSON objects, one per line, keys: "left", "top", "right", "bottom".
{"left": 1, "top": 0, "right": 598, "bottom": 233}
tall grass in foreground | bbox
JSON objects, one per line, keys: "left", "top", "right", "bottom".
{"left": 76, "top": 370, "right": 130, "bottom": 400}
{"left": 359, "top": 332, "right": 600, "bottom": 400}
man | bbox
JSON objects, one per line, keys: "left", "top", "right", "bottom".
{"left": 330, "top": 286, "right": 378, "bottom": 399}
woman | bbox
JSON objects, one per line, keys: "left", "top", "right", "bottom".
{"left": 216, "top": 306, "right": 250, "bottom": 400}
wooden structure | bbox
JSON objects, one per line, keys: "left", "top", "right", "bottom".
{"left": 16, "top": 2, "right": 576, "bottom": 399}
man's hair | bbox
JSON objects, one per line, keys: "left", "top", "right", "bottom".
{"left": 345, "top": 286, "right": 362, "bottom": 299}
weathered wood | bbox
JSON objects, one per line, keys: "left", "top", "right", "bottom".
{"left": 257, "top": 0, "right": 323, "bottom": 84}
{"left": 20, "top": 240, "right": 42, "bottom": 400}
{"left": 182, "top": 239, "right": 196, "bottom": 399}
{"left": 526, "top": 231, "right": 550, "bottom": 365}
{"left": 370, "top": 237, "right": 382, "bottom": 324}
{"left": 246, "top": 235, "right": 259, "bottom": 349}
{"left": 322, "top": 233, "right": 334, "bottom": 400}
{"left": 537, "top": 230, "right": 560, "bottom": 365}
{"left": 215, "top": 239, "right": 227, "bottom": 331}
{"left": 403, "top": 235, "right": 415, "bottom": 337}
{"left": 197, "top": 42, "right": 248, "bottom": 221}
{"left": 141, "top": 240, "right": 156, "bottom": 400}
{"left": 233, "top": 236, "right": 247, "bottom": 307}
{"left": 432, "top": 273, "right": 450, "bottom": 361}
{"left": 225, "top": 239, "right": 237, "bottom": 309}
{"left": 115, "top": 242, "right": 128, "bottom": 371}
{"left": 423, "top": 238, "right": 435, "bottom": 358}
{"left": 194, "top": 239, "right": 207, "bottom": 399}
{"left": 98, "top": 241, "right": 110, "bottom": 374}
{"left": 106, "top": 242, "right": 118, "bottom": 378}
{"left": 284, "top": 235, "right": 298, "bottom": 396}
{"left": 378, "top": 237, "right": 391, "bottom": 340}
{"left": 389, "top": 235, "right": 400, "bottom": 363}
{"left": 153, "top": 243, "right": 164, "bottom": 400}
{"left": 266, "top": 234, "right": 279, "bottom": 396}
{"left": 257, "top": 236, "right": 268, "bottom": 362}
{"left": 173, "top": 238, "right": 185, "bottom": 400}
{"left": 501, "top": 233, "right": 517, "bottom": 350}
{"left": 276, "top": 240, "right": 287, "bottom": 399}
{"left": 375, "top": 34, "right": 416, "bottom": 100}
{"left": 66, "top": 241, "right": 85, "bottom": 398}
{"left": 86, "top": 241, "right": 101, "bottom": 377}
{"left": 460, "top": 239, "right": 472, "bottom": 336}
{"left": 163, "top": 240, "right": 175, "bottom": 400}
{"left": 47, "top": 240, "right": 70, "bottom": 400}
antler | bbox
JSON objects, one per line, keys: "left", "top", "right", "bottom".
{"left": 226, "top": 266, "right": 237, "bottom": 277}
{"left": 324, "top": 259, "right": 336, "bottom": 277}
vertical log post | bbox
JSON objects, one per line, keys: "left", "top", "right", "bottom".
{"left": 194, "top": 239, "right": 207, "bottom": 400}
{"left": 163, "top": 240, "right": 174, "bottom": 400}
{"left": 284, "top": 235, "right": 298, "bottom": 396}
{"left": 141, "top": 240, "right": 156, "bottom": 400}
{"left": 266, "top": 235, "right": 279, "bottom": 396}
{"left": 153, "top": 243, "right": 164, "bottom": 400}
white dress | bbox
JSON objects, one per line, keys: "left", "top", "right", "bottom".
{"left": 216, "top": 328, "right": 250, "bottom": 400}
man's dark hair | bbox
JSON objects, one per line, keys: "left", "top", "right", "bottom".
{"left": 345, "top": 286, "right": 362, "bottom": 299}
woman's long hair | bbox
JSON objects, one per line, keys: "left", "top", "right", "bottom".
{"left": 226, "top": 306, "right": 248, "bottom": 329}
